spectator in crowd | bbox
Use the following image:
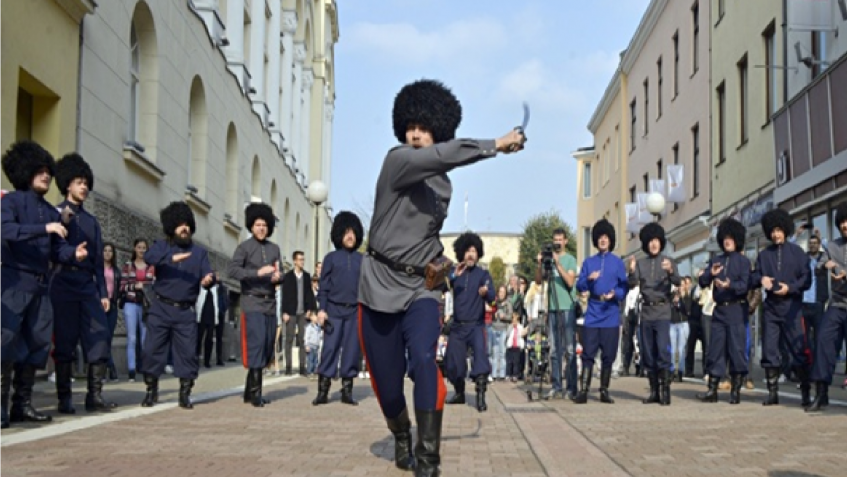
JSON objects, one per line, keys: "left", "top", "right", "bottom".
{"left": 120, "top": 238, "right": 155, "bottom": 382}
{"left": 491, "top": 285, "right": 512, "bottom": 382}
{"left": 102, "top": 242, "right": 122, "bottom": 382}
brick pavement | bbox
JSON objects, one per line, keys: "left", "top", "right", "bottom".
{"left": 1, "top": 370, "right": 845, "bottom": 477}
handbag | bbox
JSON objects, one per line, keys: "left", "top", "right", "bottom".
{"left": 425, "top": 256, "right": 454, "bottom": 291}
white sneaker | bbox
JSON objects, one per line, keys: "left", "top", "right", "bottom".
{"left": 358, "top": 372, "right": 365, "bottom": 379}
{"left": 488, "top": 376, "right": 493, "bottom": 383}
{"left": 165, "top": 365, "right": 174, "bottom": 375}
{"left": 48, "top": 372, "right": 56, "bottom": 383}
{"left": 365, "top": 371, "right": 370, "bottom": 379}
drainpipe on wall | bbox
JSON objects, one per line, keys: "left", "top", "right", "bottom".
{"left": 782, "top": 0, "right": 789, "bottom": 105}
{"left": 75, "top": 17, "right": 86, "bottom": 152}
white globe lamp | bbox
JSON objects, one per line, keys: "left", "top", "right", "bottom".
{"left": 646, "top": 192, "right": 666, "bottom": 217}
{"left": 307, "top": 180, "right": 329, "bottom": 267}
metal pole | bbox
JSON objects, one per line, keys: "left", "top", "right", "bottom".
{"left": 314, "top": 203, "right": 320, "bottom": 266}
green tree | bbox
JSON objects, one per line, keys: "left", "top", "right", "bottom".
{"left": 517, "top": 210, "right": 577, "bottom": 277}
{"left": 488, "top": 256, "right": 506, "bottom": 289}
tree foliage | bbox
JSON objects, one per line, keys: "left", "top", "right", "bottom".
{"left": 517, "top": 210, "right": 577, "bottom": 277}
{"left": 488, "top": 256, "right": 506, "bottom": 289}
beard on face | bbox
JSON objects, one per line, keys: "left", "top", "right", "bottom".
{"left": 173, "top": 232, "right": 192, "bottom": 247}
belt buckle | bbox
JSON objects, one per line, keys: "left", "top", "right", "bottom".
{"left": 405, "top": 265, "right": 415, "bottom": 275}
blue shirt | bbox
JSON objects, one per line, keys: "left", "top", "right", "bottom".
{"left": 317, "top": 249, "right": 362, "bottom": 317}
{"left": 576, "top": 252, "right": 628, "bottom": 328}
{"left": 1, "top": 190, "right": 76, "bottom": 293}
{"left": 450, "top": 265, "right": 495, "bottom": 324}
{"left": 145, "top": 239, "right": 214, "bottom": 304}
{"left": 50, "top": 201, "right": 107, "bottom": 301}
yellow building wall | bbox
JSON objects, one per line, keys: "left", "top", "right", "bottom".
{"left": 1, "top": 1, "right": 80, "bottom": 198}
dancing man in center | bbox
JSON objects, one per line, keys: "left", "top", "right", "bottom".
{"left": 358, "top": 79, "right": 525, "bottom": 476}
{"left": 228, "top": 203, "right": 281, "bottom": 408}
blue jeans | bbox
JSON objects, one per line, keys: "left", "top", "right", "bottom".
{"left": 489, "top": 329, "right": 507, "bottom": 379}
{"left": 306, "top": 348, "right": 319, "bottom": 375}
{"left": 549, "top": 309, "right": 577, "bottom": 394}
{"left": 669, "top": 322, "right": 689, "bottom": 373}
{"left": 123, "top": 302, "right": 147, "bottom": 372}
{"left": 485, "top": 323, "right": 494, "bottom": 370}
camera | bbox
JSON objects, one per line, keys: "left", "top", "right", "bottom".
{"left": 541, "top": 242, "right": 562, "bottom": 269}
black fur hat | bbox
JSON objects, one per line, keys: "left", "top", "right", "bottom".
{"left": 245, "top": 202, "right": 275, "bottom": 238}
{"left": 392, "top": 79, "right": 462, "bottom": 144}
{"left": 761, "top": 208, "right": 794, "bottom": 240}
{"left": 835, "top": 201, "right": 847, "bottom": 229}
{"left": 639, "top": 222, "right": 666, "bottom": 254}
{"left": 592, "top": 219, "right": 616, "bottom": 251}
{"left": 453, "top": 232, "right": 484, "bottom": 261}
{"left": 1, "top": 140, "right": 56, "bottom": 191}
{"left": 55, "top": 153, "right": 94, "bottom": 196}
{"left": 331, "top": 211, "right": 364, "bottom": 250}
{"left": 160, "top": 201, "right": 196, "bottom": 237}
{"left": 717, "top": 218, "right": 746, "bottom": 252}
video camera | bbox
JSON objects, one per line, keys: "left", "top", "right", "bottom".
{"left": 541, "top": 242, "right": 562, "bottom": 270}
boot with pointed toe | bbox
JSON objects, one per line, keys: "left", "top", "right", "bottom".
{"left": 414, "top": 409, "right": 443, "bottom": 477}
{"left": 386, "top": 408, "right": 416, "bottom": 471}
{"left": 805, "top": 382, "right": 829, "bottom": 413}
{"left": 10, "top": 364, "right": 52, "bottom": 423}
{"left": 697, "top": 375, "right": 720, "bottom": 403}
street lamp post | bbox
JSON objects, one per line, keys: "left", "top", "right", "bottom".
{"left": 306, "top": 180, "right": 328, "bottom": 268}
{"left": 646, "top": 192, "right": 666, "bottom": 222}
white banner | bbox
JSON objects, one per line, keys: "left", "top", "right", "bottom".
{"left": 666, "top": 164, "right": 687, "bottom": 203}
{"left": 636, "top": 193, "right": 652, "bottom": 224}
{"left": 625, "top": 203, "right": 640, "bottom": 233}
{"left": 787, "top": 0, "right": 834, "bottom": 30}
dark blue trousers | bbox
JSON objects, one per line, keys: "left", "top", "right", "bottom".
{"left": 241, "top": 311, "right": 276, "bottom": 369}
{"left": 318, "top": 311, "right": 362, "bottom": 379}
{"left": 760, "top": 300, "right": 809, "bottom": 369}
{"left": 1, "top": 284, "right": 52, "bottom": 367}
{"left": 640, "top": 320, "right": 671, "bottom": 373}
{"left": 810, "top": 306, "right": 847, "bottom": 383}
{"left": 51, "top": 297, "right": 110, "bottom": 364}
{"left": 580, "top": 326, "right": 619, "bottom": 370}
{"left": 141, "top": 299, "right": 199, "bottom": 379}
{"left": 360, "top": 299, "right": 446, "bottom": 419}
{"left": 444, "top": 322, "right": 491, "bottom": 384}
{"left": 706, "top": 304, "right": 748, "bottom": 378}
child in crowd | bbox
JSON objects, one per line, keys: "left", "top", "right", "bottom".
{"left": 304, "top": 315, "right": 323, "bottom": 379}
{"left": 505, "top": 312, "right": 526, "bottom": 382}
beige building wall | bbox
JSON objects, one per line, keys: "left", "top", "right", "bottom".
{"left": 0, "top": 0, "right": 95, "bottom": 202}
{"left": 571, "top": 147, "right": 595, "bottom": 265}
{"left": 621, "top": 0, "right": 711, "bottom": 257}
{"left": 710, "top": 0, "right": 783, "bottom": 217}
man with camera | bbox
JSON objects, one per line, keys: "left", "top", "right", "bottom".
{"left": 534, "top": 228, "right": 578, "bottom": 400}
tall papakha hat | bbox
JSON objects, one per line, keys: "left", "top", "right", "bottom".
{"left": 1, "top": 140, "right": 56, "bottom": 191}
{"left": 55, "top": 153, "right": 94, "bottom": 196}
{"left": 717, "top": 218, "right": 746, "bottom": 252}
{"left": 639, "top": 222, "right": 666, "bottom": 254}
{"left": 245, "top": 202, "right": 276, "bottom": 238}
{"left": 331, "top": 211, "right": 364, "bottom": 250}
{"left": 453, "top": 232, "right": 484, "bottom": 262}
{"left": 834, "top": 201, "right": 847, "bottom": 229}
{"left": 392, "top": 79, "right": 462, "bottom": 144}
{"left": 761, "top": 208, "right": 794, "bottom": 240}
{"left": 160, "top": 201, "right": 196, "bottom": 237}
{"left": 592, "top": 219, "right": 616, "bottom": 251}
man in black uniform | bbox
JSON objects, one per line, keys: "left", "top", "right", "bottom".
{"left": 51, "top": 153, "right": 117, "bottom": 413}
{"left": 140, "top": 202, "right": 214, "bottom": 409}
{"left": 228, "top": 203, "right": 281, "bottom": 407}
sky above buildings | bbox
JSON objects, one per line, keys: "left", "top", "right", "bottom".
{"left": 330, "top": 0, "right": 650, "bottom": 233}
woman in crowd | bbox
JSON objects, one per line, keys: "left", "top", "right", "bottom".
{"left": 120, "top": 238, "right": 155, "bottom": 382}
{"left": 103, "top": 243, "right": 122, "bottom": 382}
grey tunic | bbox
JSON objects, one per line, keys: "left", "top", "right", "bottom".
{"left": 227, "top": 237, "right": 281, "bottom": 315}
{"left": 358, "top": 139, "right": 498, "bottom": 313}
{"left": 627, "top": 254, "right": 681, "bottom": 321}
{"left": 823, "top": 237, "right": 847, "bottom": 309}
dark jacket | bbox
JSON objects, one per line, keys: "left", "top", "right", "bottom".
{"left": 281, "top": 269, "right": 317, "bottom": 316}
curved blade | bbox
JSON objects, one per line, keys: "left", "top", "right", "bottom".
{"left": 521, "top": 102, "right": 530, "bottom": 131}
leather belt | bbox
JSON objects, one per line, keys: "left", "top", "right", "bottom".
{"left": 367, "top": 247, "right": 425, "bottom": 277}
{"left": 61, "top": 265, "right": 87, "bottom": 272}
{"left": 156, "top": 294, "right": 194, "bottom": 310}
{"left": 716, "top": 300, "right": 748, "bottom": 307}
{"left": 590, "top": 295, "right": 612, "bottom": 302}
{"left": 643, "top": 300, "right": 669, "bottom": 306}
{"left": 328, "top": 300, "right": 357, "bottom": 308}
{"left": 244, "top": 292, "right": 274, "bottom": 300}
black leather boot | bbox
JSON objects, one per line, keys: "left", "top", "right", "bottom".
{"left": 659, "top": 369, "right": 671, "bottom": 406}
{"left": 386, "top": 408, "right": 416, "bottom": 471}
{"left": 56, "top": 361, "right": 76, "bottom": 414}
{"left": 446, "top": 380, "right": 465, "bottom": 405}
{"left": 243, "top": 370, "right": 253, "bottom": 403}
{"left": 85, "top": 363, "right": 117, "bottom": 412}
{"left": 794, "top": 366, "right": 811, "bottom": 407}
{"left": 178, "top": 378, "right": 194, "bottom": 409}
{"left": 1, "top": 361, "right": 13, "bottom": 428}
{"left": 10, "top": 364, "right": 52, "bottom": 423}
{"left": 249, "top": 368, "right": 266, "bottom": 407}
{"left": 697, "top": 375, "right": 720, "bottom": 403}
{"left": 475, "top": 375, "right": 488, "bottom": 412}
{"left": 729, "top": 374, "right": 742, "bottom": 405}
{"left": 762, "top": 367, "right": 780, "bottom": 406}
{"left": 414, "top": 409, "right": 443, "bottom": 477}
{"left": 312, "top": 375, "right": 331, "bottom": 405}
{"left": 642, "top": 372, "right": 660, "bottom": 404}
{"left": 141, "top": 374, "right": 159, "bottom": 407}
{"left": 599, "top": 368, "right": 614, "bottom": 404}
{"left": 805, "top": 382, "right": 829, "bottom": 412}
{"left": 341, "top": 377, "right": 358, "bottom": 405}
{"left": 572, "top": 366, "right": 592, "bottom": 404}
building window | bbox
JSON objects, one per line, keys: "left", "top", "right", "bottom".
{"left": 763, "top": 22, "right": 777, "bottom": 119}
{"left": 630, "top": 185, "right": 636, "bottom": 204}
{"left": 128, "top": 2, "right": 158, "bottom": 156}
{"left": 583, "top": 162, "right": 592, "bottom": 198}
{"left": 614, "top": 125, "right": 621, "bottom": 170}
{"left": 643, "top": 173, "right": 649, "bottom": 193}
{"left": 630, "top": 99, "right": 637, "bottom": 151}
{"left": 129, "top": 25, "right": 140, "bottom": 142}
{"left": 673, "top": 31, "right": 680, "bottom": 97}
{"left": 738, "top": 54, "right": 748, "bottom": 145}
{"left": 692, "top": 1, "right": 700, "bottom": 74}
{"left": 188, "top": 76, "right": 208, "bottom": 195}
{"left": 643, "top": 79, "right": 649, "bottom": 135}
{"left": 582, "top": 227, "right": 591, "bottom": 261}
{"left": 657, "top": 57, "right": 663, "bottom": 118}
{"left": 811, "top": 30, "right": 828, "bottom": 77}
{"left": 657, "top": 159, "right": 663, "bottom": 180}
{"left": 672, "top": 144, "right": 680, "bottom": 212}
{"left": 692, "top": 123, "right": 700, "bottom": 198}
{"left": 716, "top": 82, "right": 726, "bottom": 163}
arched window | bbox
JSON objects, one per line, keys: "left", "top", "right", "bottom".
{"left": 225, "top": 123, "right": 238, "bottom": 219}
{"left": 128, "top": 2, "right": 158, "bottom": 158}
{"left": 188, "top": 76, "right": 208, "bottom": 194}
{"left": 251, "top": 155, "right": 261, "bottom": 201}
